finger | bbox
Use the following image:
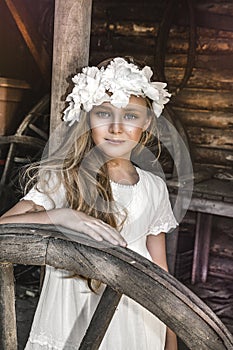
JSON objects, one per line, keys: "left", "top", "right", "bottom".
{"left": 84, "top": 222, "right": 127, "bottom": 246}
{"left": 94, "top": 220, "right": 127, "bottom": 246}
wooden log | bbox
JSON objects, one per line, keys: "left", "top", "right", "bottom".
{"left": 91, "top": 20, "right": 158, "bottom": 37}
{"left": 50, "top": 0, "right": 93, "bottom": 134}
{"left": 172, "top": 88, "right": 233, "bottom": 111}
{"left": 92, "top": 0, "right": 233, "bottom": 28}
{"left": 195, "top": 2, "right": 233, "bottom": 17}
{"left": 165, "top": 67, "right": 233, "bottom": 90}
{"left": 90, "top": 52, "right": 233, "bottom": 73}
{"left": 92, "top": 0, "right": 165, "bottom": 22}
{"left": 195, "top": 54, "right": 233, "bottom": 71}
{"left": 92, "top": 11, "right": 233, "bottom": 44}
{"left": 91, "top": 35, "right": 157, "bottom": 54}
{"left": 0, "top": 263, "right": 17, "bottom": 350}
{"left": 92, "top": 33, "right": 233, "bottom": 56}
{"left": 0, "top": 224, "right": 232, "bottom": 350}
{"left": 186, "top": 126, "right": 233, "bottom": 148}
{"left": 192, "top": 147, "right": 233, "bottom": 167}
{"left": 91, "top": 18, "right": 233, "bottom": 41}
{"left": 173, "top": 108, "right": 233, "bottom": 129}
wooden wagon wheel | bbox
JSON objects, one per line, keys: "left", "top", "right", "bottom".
{"left": 0, "top": 224, "right": 232, "bottom": 350}
{"left": 0, "top": 94, "right": 50, "bottom": 186}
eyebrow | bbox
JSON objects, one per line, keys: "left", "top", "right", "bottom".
{"left": 93, "top": 105, "right": 112, "bottom": 111}
{"left": 92, "top": 104, "right": 146, "bottom": 113}
{"left": 124, "top": 106, "right": 147, "bottom": 113}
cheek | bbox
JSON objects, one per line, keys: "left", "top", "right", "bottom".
{"left": 91, "top": 125, "right": 108, "bottom": 145}
{"left": 126, "top": 126, "right": 144, "bottom": 140}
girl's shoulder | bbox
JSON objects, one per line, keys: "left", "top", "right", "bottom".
{"left": 23, "top": 172, "right": 67, "bottom": 210}
{"left": 137, "top": 167, "right": 167, "bottom": 190}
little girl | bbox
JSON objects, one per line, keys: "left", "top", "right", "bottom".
{"left": 0, "top": 57, "right": 178, "bottom": 349}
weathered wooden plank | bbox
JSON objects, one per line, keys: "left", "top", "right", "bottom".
{"left": 180, "top": 195, "right": 233, "bottom": 217}
{"left": 0, "top": 224, "right": 232, "bottom": 349}
{"left": 194, "top": 178, "right": 233, "bottom": 199}
{"left": 209, "top": 256, "right": 233, "bottom": 280}
{"left": 0, "top": 263, "right": 17, "bottom": 350}
{"left": 50, "top": 0, "right": 93, "bottom": 134}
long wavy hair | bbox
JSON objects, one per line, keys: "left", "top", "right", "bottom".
{"left": 23, "top": 57, "right": 160, "bottom": 289}
{"left": 24, "top": 103, "right": 158, "bottom": 225}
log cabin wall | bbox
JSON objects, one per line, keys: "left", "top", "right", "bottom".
{"left": 90, "top": 0, "right": 233, "bottom": 171}
{"left": 1, "top": 0, "right": 233, "bottom": 172}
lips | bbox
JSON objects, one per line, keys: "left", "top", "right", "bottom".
{"left": 105, "top": 138, "right": 126, "bottom": 144}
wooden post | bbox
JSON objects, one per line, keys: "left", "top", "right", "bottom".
{"left": 50, "top": 0, "right": 93, "bottom": 134}
{"left": 0, "top": 263, "right": 17, "bottom": 350}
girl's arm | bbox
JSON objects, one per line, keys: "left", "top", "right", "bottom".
{"left": 146, "top": 233, "right": 178, "bottom": 350}
{"left": 0, "top": 200, "right": 127, "bottom": 247}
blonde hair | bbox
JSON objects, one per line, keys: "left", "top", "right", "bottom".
{"left": 23, "top": 59, "right": 160, "bottom": 290}
{"left": 24, "top": 105, "right": 158, "bottom": 221}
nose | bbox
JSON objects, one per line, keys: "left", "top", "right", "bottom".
{"left": 109, "top": 119, "right": 123, "bottom": 134}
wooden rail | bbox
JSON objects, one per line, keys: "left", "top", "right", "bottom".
{"left": 0, "top": 223, "right": 233, "bottom": 350}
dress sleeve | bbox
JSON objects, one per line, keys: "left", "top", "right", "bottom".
{"left": 147, "top": 176, "right": 178, "bottom": 236}
{"left": 22, "top": 174, "right": 67, "bottom": 210}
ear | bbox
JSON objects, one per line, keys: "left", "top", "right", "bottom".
{"left": 142, "top": 116, "right": 152, "bottom": 132}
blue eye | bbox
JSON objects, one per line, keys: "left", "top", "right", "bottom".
{"left": 96, "top": 111, "right": 111, "bottom": 118}
{"left": 124, "top": 113, "right": 138, "bottom": 120}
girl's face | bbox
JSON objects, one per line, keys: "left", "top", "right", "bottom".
{"left": 89, "top": 95, "right": 151, "bottom": 160}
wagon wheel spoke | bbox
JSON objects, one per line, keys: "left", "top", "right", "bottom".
{"left": 79, "top": 286, "right": 122, "bottom": 350}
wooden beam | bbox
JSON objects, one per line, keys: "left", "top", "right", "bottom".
{"left": 0, "top": 263, "right": 17, "bottom": 350}
{"left": 50, "top": 0, "right": 93, "bottom": 135}
{"left": 4, "top": 0, "right": 51, "bottom": 84}
{"left": 79, "top": 286, "right": 122, "bottom": 349}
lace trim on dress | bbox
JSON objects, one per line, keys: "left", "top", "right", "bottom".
{"left": 147, "top": 214, "right": 178, "bottom": 236}
{"left": 26, "top": 334, "right": 79, "bottom": 350}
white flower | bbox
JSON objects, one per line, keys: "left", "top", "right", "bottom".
{"left": 63, "top": 57, "right": 171, "bottom": 125}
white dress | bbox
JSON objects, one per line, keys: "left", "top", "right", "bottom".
{"left": 23, "top": 167, "right": 177, "bottom": 350}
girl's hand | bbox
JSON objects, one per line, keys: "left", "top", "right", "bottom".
{"left": 0, "top": 201, "right": 127, "bottom": 247}
{"left": 51, "top": 208, "right": 127, "bottom": 247}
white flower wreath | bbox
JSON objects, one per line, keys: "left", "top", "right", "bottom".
{"left": 63, "top": 57, "right": 171, "bottom": 125}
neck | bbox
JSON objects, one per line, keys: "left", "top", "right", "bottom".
{"left": 107, "top": 159, "right": 139, "bottom": 186}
